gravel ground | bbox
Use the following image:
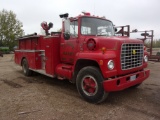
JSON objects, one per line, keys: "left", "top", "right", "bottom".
{"left": 0, "top": 54, "right": 160, "bottom": 120}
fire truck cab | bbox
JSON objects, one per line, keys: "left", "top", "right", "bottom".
{"left": 15, "top": 12, "right": 150, "bottom": 103}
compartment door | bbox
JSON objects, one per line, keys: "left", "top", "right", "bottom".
{"left": 45, "top": 40, "right": 54, "bottom": 75}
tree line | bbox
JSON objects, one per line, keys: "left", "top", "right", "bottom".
{"left": 0, "top": 9, "right": 23, "bottom": 51}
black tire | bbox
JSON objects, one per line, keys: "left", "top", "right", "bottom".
{"left": 76, "top": 66, "right": 108, "bottom": 104}
{"left": 22, "top": 59, "right": 32, "bottom": 76}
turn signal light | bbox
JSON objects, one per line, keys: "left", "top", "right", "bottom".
{"left": 99, "top": 60, "right": 103, "bottom": 65}
{"left": 101, "top": 47, "right": 106, "bottom": 54}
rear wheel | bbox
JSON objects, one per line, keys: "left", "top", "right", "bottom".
{"left": 22, "top": 59, "right": 32, "bottom": 76}
{"left": 76, "top": 66, "right": 108, "bottom": 104}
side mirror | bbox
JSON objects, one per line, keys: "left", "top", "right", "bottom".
{"left": 64, "top": 18, "right": 70, "bottom": 33}
{"left": 63, "top": 33, "right": 70, "bottom": 40}
{"left": 63, "top": 18, "right": 70, "bottom": 40}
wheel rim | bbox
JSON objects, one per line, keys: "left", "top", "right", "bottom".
{"left": 81, "top": 75, "right": 98, "bottom": 96}
{"left": 22, "top": 61, "right": 27, "bottom": 73}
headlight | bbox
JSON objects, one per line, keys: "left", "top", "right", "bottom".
{"left": 144, "top": 55, "right": 148, "bottom": 62}
{"left": 107, "top": 60, "right": 114, "bottom": 70}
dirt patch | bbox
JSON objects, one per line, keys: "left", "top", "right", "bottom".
{"left": 0, "top": 54, "right": 160, "bottom": 120}
{"left": 125, "top": 105, "right": 160, "bottom": 119}
{"left": 2, "top": 79, "right": 23, "bottom": 88}
{"left": 18, "top": 76, "right": 44, "bottom": 84}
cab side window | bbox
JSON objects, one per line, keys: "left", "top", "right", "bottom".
{"left": 70, "top": 20, "right": 78, "bottom": 37}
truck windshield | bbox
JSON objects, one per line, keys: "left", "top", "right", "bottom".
{"left": 81, "top": 17, "right": 114, "bottom": 36}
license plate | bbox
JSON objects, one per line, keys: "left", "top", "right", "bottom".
{"left": 130, "top": 75, "right": 136, "bottom": 81}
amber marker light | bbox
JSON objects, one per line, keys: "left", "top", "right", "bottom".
{"left": 99, "top": 60, "right": 103, "bottom": 65}
{"left": 101, "top": 47, "right": 106, "bottom": 54}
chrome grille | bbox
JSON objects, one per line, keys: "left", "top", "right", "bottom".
{"left": 121, "top": 43, "right": 143, "bottom": 70}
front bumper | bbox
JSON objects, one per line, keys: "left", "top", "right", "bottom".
{"left": 103, "top": 69, "right": 150, "bottom": 92}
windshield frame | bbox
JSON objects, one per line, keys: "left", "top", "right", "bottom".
{"left": 80, "top": 17, "right": 115, "bottom": 36}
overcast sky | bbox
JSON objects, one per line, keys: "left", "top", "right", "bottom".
{"left": 0, "top": 0, "right": 160, "bottom": 39}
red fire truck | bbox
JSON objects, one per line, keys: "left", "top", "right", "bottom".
{"left": 15, "top": 12, "right": 150, "bottom": 103}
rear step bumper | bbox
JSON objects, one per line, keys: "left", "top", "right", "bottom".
{"left": 103, "top": 69, "right": 150, "bottom": 92}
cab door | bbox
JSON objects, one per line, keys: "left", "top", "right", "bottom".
{"left": 60, "top": 20, "right": 79, "bottom": 64}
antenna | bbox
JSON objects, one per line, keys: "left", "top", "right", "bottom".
{"left": 94, "top": 2, "right": 95, "bottom": 15}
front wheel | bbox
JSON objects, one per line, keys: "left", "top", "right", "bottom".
{"left": 76, "top": 66, "right": 108, "bottom": 104}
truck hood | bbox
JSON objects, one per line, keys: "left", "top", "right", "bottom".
{"left": 83, "top": 36, "right": 145, "bottom": 76}
{"left": 86, "top": 36, "right": 143, "bottom": 50}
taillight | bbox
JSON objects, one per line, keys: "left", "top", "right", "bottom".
{"left": 87, "top": 39, "right": 96, "bottom": 50}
